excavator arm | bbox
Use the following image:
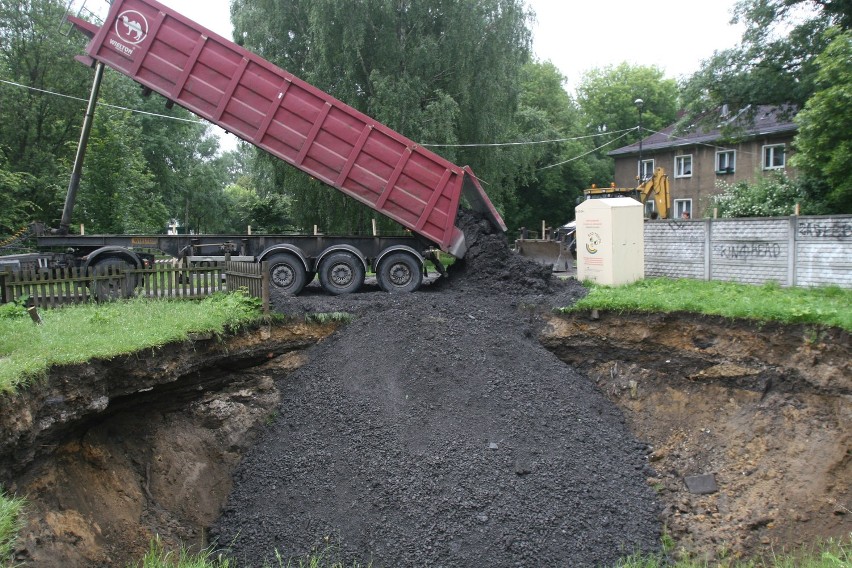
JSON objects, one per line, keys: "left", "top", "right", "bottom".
{"left": 637, "top": 167, "right": 671, "bottom": 219}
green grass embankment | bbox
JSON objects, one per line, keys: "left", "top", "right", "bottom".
{"left": 0, "top": 291, "right": 264, "bottom": 394}
{"left": 562, "top": 278, "right": 851, "bottom": 331}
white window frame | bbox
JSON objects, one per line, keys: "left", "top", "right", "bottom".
{"left": 675, "top": 155, "right": 693, "bottom": 178}
{"left": 716, "top": 150, "right": 736, "bottom": 174}
{"left": 763, "top": 144, "right": 786, "bottom": 170}
{"left": 638, "top": 159, "right": 654, "bottom": 181}
{"left": 674, "top": 198, "right": 693, "bottom": 219}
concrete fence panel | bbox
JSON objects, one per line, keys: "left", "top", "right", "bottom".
{"left": 644, "top": 215, "right": 852, "bottom": 288}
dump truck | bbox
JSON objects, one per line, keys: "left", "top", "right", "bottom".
{"left": 5, "top": 0, "right": 506, "bottom": 298}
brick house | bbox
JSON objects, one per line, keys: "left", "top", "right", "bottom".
{"left": 608, "top": 105, "right": 798, "bottom": 218}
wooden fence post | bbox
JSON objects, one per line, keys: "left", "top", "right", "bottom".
{"left": 261, "top": 261, "right": 270, "bottom": 315}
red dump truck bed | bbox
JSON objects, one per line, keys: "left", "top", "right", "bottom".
{"left": 68, "top": 0, "right": 505, "bottom": 257}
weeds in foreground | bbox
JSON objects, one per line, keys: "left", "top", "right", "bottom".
{"left": 130, "top": 539, "right": 369, "bottom": 568}
{"left": 305, "top": 312, "right": 353, "bottom": 325}
{"left": 130, "top": 537, "right": 233, "bottom": 568}
{"left": 0, "top": 487, "right": 25, "bottom": 566}
{"left": 615, "top": 534, "right": 851, "bottom": 568}
{"left": 126, "top": 534, "right": 851, "bottom": 568}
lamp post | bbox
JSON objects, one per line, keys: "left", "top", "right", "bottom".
{"left": 634, "top": 98, "right": 644, "bottom": 183}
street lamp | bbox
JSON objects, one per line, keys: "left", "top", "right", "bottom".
{"left": 635, "top": 98, "right": 644, "bottom": 183}
{"left": 635, "top": 98, "right": 645, "bottom": 180}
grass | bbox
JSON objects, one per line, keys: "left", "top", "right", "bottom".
{"left": 124, "top": 535, "right": 852, "bottom": 568}
{"left": 561, "top": 278, "right": 852, "bottom": 331}
{"left": 0, "top": 290, "right": 265, "bottom": 394}
{"left": 615, "top": 535, "right": 851, "bottom": 567}
{"left": 0, "top": 487, "right": 25, "bottom": 566}
{"left": 129, "top": 540, "right": 369, "bottom": 568}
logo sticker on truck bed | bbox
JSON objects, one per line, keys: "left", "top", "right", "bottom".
{"left": 116, "top": 10, "right": 148, "bottom": 45}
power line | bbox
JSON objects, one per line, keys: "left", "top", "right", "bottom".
{"left": 421, "top": 127, "right": 636, "bottom": 148}
{"left": 1, "top": 75, "right": 644, "bottom": 168}
{"left": 0, "top": 77, "right": 206, "bottom": 124}
{"left": 536, "top": 129, "right": 635, "bottom": 171}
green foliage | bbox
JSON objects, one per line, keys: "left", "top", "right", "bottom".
{"left": 0, "top": 0, "right": 91, "bottom": 225}
{"left": 75, "top": 110, "right": 166, "bottom": 233}
{"left": 0, "top": 158, "right": 37, "bottom": 233}
{"left": 0, "top": 487, "right": 24, "bottom": 565}
{"left": 304, "top": 312, "right": 353, "bottom": 325}
{"left": 680, "top": 0, "right": 838, "bottom": 120}
{"left": 613, "top": 534, "right": 851, "bottom": 568}
{"left": 130, "top": 537, "right": 233, "bottom": 568}
{"left": 708, "top": 172, "right": 822, "bottom": 217}
{"left": 0, "top": 0, "right": 232, "bottom": 234}
{"left": 0, "top": 295, "right": 28, "bottom": 319}
{"left": 502, "top": 61, "right": 591, "bottom": 231}
{"left": 577, "top": 63, "right": 679, "bottom": 156}
{"left": 562, "top": 278, "right": 852, "bottom": 331}
{"left": 792, "top": 28, "right": 852, "bottom": 212}
{"left": 0, "top": 292, "right": 264, "bottom": 393}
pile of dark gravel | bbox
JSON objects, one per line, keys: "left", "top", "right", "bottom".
{"left": 212, "top": 215, "right": 661, "bottom": 567}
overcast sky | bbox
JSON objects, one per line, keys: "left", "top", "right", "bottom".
{"left": 153, "top": 0, "right": 745, "bottom": 92}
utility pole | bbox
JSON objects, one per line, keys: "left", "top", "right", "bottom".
{"left": 634, "top": 98, "right": 644, "bottom": 184}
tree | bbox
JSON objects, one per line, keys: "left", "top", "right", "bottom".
{"left": 0, "top": 158, "right": 37, "bottom": 234}
{"left": 0, "top": 0, "right": 91, "bottom": 224}
{"left": 680, "top": 0, "right": 847, "bottom": 122}
{"left": 576, "top": 63, "right": 679, "bottom": 184}
{"left": 791, "top": 28, "right": 852, "bottom": 211}
{"left": 502, "top": 61, "right": 591, "bottom": 231}
{"left": 231, "top": 0, "right": 532, "bottom": 233}
{"left": 74, "top": 111, "right": 166, "bottom": 233}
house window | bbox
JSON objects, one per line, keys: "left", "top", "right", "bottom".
{"left": 644, "top": 200, "right": 656, "bottom": 218}
{"left": 716, "top": 150, "right": 736, "bottom": 174}
{"left": 675, "top": 155, "right": 692, "bottom": 178}
{"left": 638, "top": 159, "right": 654, "bottom": 181}
{"left": 675, "top": 199, "right": 693, "bottom": 219}
{"left": 763, "top": 144, "right": 786, "bottom": 169}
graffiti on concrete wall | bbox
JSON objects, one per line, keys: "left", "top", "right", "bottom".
{"left": 714, "top": 242, "right": 782, "bottom": 260}
{"left": 797, "top": 220, "right": 852, "bottom": 239}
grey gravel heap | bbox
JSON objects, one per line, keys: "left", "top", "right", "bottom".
{"left": 212, "top": 211, "right": 661, "bottom": 567}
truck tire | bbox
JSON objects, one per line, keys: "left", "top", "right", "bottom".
{"left": 90, "top": 257, "right": 136, "bottom": 301}
{"left": 377, "top": 252, "right": 422, "bottom": 293}
{"left": 267, "top": 253, "right": 308, "bottom": 295}
{"left": 318, "top": 251, "right": 364, "bottom": 295}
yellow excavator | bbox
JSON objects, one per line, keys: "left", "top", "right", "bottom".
{"left": 514, "top": 168, "right": 671, "bottom": 271}
{"left": 582, "top": 167, "right": 671, "bottom": 219}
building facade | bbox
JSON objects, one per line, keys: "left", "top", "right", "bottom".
{"left": 608, "top": 106, "right": 798, "bottom": 218}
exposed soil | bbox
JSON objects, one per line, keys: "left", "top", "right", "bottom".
{"left": 1, "top": 210, "right": 849, "bottom": 567}
{"left": 540, "top": 312, "right": 851, "bottom": 562}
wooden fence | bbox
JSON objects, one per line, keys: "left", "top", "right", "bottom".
{"left": 224, "top": 261, "right": 270, "bottom": 314}
{"left": 1, "top": 261, "right": 269, "bottom": 312}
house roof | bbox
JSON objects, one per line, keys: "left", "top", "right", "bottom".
{"left": 608, "top": 105, "right": 798, "bottom": 157}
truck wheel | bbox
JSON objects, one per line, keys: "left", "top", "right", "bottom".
{"left": 91, "top": 258, "right": 136, "bottom": 301}
{"left": 318, "top": 251, "right": 364, "bottom": 295}
{"left": 377, "top": 252, "right": 422, "bottom": 293}
{"left": 267, "top": 253, "right": 307, "bottom": 295}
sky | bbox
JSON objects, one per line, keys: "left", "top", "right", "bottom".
{"left": 150, "top": 0, "right": 746, "bottom": 91}
{"left": 83, "top": 0, "right": 746, "bottom": 150}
